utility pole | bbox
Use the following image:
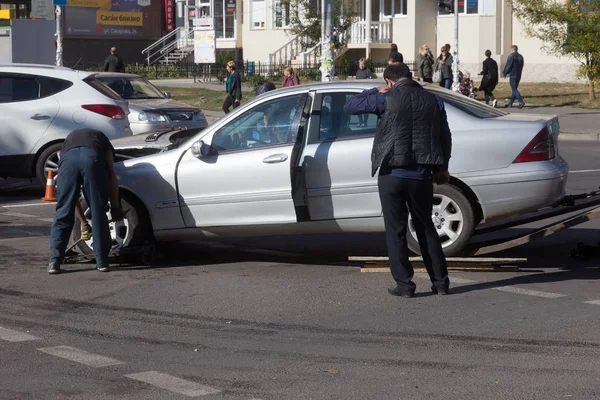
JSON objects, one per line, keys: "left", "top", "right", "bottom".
{"left": 320, "top": 0, "right": 334, "bottom": 82}
{"left": 451, "top": 0, "right": 460, "bottom": 92}
{"left": 55, "top": 5, "right": 63, "bottom": 67}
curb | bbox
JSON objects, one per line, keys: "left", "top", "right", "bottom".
{"left": 560, "top": 133, "right": 600, "bottom": 141}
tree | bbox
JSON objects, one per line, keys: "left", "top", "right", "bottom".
{"left": 283, "top": 0, "right": 360, "bottom": 54}
{"left": 510, "top": 0, "right": 600, "bottom": 100}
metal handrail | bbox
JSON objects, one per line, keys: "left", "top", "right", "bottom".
{"left": 141, "top": 27, "right": 182, "bottom": 54}
{"left": 142, "top": 28, "right": 194, "bottom": 66}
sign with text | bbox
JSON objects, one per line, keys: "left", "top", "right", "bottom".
{"left": 194, "top": 27, "right": 215, "bottom": 64}
{"left": 33, "top": 0, "right": 55, "bottom": 19}
{"left": 64, "top": 0, "right": 161, "bottom": 37}
{"left": 163, "top": 0, "right": 174, "bottom": 32}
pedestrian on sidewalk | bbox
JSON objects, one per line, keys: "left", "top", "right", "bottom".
{"left": 282, "top": 66, "right": 300, "bottom": 87}
{"left": 478, "top": 50, "right": 499, "bottom": 107}
{"left": 503, "top": 45, "right": 525, "bottom": 109}
{"left": 223, "top": 61, "right": 242, "bottom": 114}
{"left": 355, "top": 58, "right": 374, "bottom": 79}
{"left": 388, "top": 43, "right": 404, "bottom": 64}
{"left": 416, "top": 45, "right": 434, "bottom": 83}
{"left": 47, "top": 129, "right": 125, "bottom": 274}
{"left": 103, "top": 47, "right": 125, "bottom": 73}
{"left": 343, "top": 63, "right": 452, "bottom": 298}
{"left": 437, "top": 45, "right": 453, "bottom": 89}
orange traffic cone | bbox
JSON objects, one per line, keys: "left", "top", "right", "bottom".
{"left": 41, "top": 170, "right": 57, "bottom": 203}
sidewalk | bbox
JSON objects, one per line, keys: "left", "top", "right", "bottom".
{"left": 150, "top": 78, "right": 254, "bottom": 92}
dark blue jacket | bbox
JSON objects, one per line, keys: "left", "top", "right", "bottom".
{"left": 503, "top": 52, "right": 524, "bottom": 79}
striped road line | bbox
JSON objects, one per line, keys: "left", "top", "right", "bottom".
{"left": 491, "top": 286, "right": 567, "bottom": 298}
{"left": 37, "top": 346, "right": 125, "bottom": 367}
{"left": 0, "top": 212, "right": 38, "bottom": 218}
{"left": 125, "top": 371, "right": 221, "bottom": 397}
{"left": 0, "top": 326, "right": 41, "bottom": 342}
{"left": 584, "top": 300, "right": 600, "bottom": 305}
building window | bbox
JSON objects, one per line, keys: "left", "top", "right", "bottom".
{"left": 438, "top": 0, "right": 486, "bottom": 15}
{"left": 384, "top": 0, "right": 407, "bottom": 16}
{"left": 214, "top": 0, "right": 236, "bottom": 39}
{"left": 273, "top": 0, "right": 290, "bottom": 28}
{"left": 251, "top": 0, "right": 266, "bottom": 28}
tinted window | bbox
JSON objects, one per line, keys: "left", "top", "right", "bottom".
{"left": 429, "top": 87, "right": 507, "bottom": 119}
{"left": 38, "top": 76, "right": 73, "bottom": 97}
{"left": 315, "top": 92, "right": 378, "bottom": 142}
{"left": 212, "top": 94, "right": 304, "bottom": 152}
{"left": 0, "top": 75, "right": 40, "bottom": 103}
{"left": 97, "top": 76, "right": 164, "bottom": 99}
{"left": 83, "top": 77, "right": 123, "bottom": 100}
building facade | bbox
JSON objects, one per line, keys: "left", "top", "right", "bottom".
{"left": 234, "top": 0, "right": 581, "bottom": 82}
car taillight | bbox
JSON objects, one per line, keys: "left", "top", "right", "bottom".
{"left": 82, "top": 104, "right": 126, "bottom": 120}
{"left": 513, "top": 127, "right": 555, "bottom": 163}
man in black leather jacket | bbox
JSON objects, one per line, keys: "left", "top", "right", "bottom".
{"left": 344, "top": 63, "right": 452, "bottom": 297}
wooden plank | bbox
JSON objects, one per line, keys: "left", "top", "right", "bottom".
{"left": 360, "top": 265, "right": 521, "bottom": 273}
{"left": 349, "top": 256, "right": 527, "bottom": 264}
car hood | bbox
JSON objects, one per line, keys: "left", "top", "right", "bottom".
{"left": 128, "top": 98, "right": 199, "bottom": 111}
{"left": 111, "top": 128, "right": 202, "bottom": 160}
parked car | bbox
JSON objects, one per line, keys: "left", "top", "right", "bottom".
{"left": 0, "top": 64, "right": 132, "bottom": 185}
{"left": 74, "top": 81, "right": 568, "bottom": 257}
{"left": 93, "top": 73, "right": 208, "bottom": 135}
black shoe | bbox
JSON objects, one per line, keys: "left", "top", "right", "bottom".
{"left": 431, "top": 285, "right": 449, "bottom": 295}
{"left": 518, "top": 102, "right": 525, "bottom": 109}
{"left": 47, "top": 262, "right": 60, "bottom": 274}
{"left": 504, "top": 103, "right": 512, "bottom": 108}
{"left": 388, "top": 287, "right": 414, "bottom": 298}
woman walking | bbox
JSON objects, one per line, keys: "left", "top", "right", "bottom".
{"left": 388, "top": 43, "right": 404, "bottom": 64}
{"left": 223, "top": 60, "right": 242, "bottom": 114}
{"left": 479, "top": 50, "right": 499, "bottom": 107}
{"left": 282, "top": 66, "right": 300, "bottom": 87}
{"left": 416, "top": 45, "right": 434, "bottom": 83}
{"left": 436, "top": 45, "right": 453, "bottom": 89}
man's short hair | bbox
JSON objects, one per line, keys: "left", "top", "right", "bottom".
{"left": 511, "top": 45, "right": 518, "bottom": 51}
{"left": 359, "top": 57, "right": 366, "bottom": 63}
{"left": 383, "top": 62, "right": 411, "bottom": 82}
{"left": 485, "top": 49, "right": 492, "bottom": 58}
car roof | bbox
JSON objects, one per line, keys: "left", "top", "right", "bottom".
{"left": 94, "top": 72, "right": 143, "bottom": 79}
{"left": 0, "top": 63, "right": 94, "bottom": 80}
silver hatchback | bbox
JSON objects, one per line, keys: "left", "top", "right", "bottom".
{"left": 74, "top": 81, "right": 568, "bottom": 257}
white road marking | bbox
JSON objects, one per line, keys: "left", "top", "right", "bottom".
{"left": 37, "top": 346, "right": 125, "bottom": 367}
{"left": 584, "top": 300, "right": 600, "bottom": 305}
{"left": 570, "top": 169, "right": 600, "bottom": 174}
{"left": 38, "top": 218, "right": 55, "bottom": 223}
{"left": 0, "top": 212, "right": 38, "bottom": 218}
{"left": 125, "top": 371, "right": 221, "bottom": 397}
{"left": 414, "top": 273, "right": 476, "bottom": 285}
{"left": 492, "top": 286, "right": 566, "bottom": 298}
{"left": 2, "top": 202, "right": 54, "bottom": 208}
{"left": 0, "top": 326, "right": 41, "bottom": 342}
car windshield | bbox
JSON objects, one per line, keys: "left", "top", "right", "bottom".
{"left": 97, "top": 76, "right": 165, "bottom": 100}
{"left": 426, "top": 85, "right": 508, "bottom": 119}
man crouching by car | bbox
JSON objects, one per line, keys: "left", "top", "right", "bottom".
{"left": 343, "top": 63, "right": 452, "bottom": 298}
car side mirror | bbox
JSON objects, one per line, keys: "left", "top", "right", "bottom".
{"left": 164, "top": 92, "right": 172, "bottom": 98}
{"left": 190, "top": 140, "right": 212, "bottom": 158}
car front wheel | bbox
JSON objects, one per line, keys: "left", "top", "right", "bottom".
{"left": 407, "top": 184, "right": 475, "bottom": 257}
{"left": 36, "top": 143, "right": 62, "bottom": 187}
{"left": 72, "top": 195, "right": 147, "bottom": 256}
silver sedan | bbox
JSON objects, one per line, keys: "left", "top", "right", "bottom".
{"left": 74, "top": 81, "right": 568, "bottom": 257}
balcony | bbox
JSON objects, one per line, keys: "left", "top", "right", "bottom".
{"left": 348, "top": 20, "right": 392, "bottom": 46}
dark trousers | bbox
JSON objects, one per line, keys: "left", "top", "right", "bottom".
{"left": 484, "top": 89, "right": 496, "bottom": 104}
{"left": 222, "top": 95, "right": 240, "bottom": 114}
{"left": 509, "top": 76, "right": 524, "bottom": 105}
{"left": 49, "top": 147, "right": 111, "bottom": 268}
{"left": 378, "top": 174, "right": 449, "bottom": 294}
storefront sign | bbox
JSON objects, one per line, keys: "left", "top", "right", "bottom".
{"left": 164, "top": 0, "right": 175, "bottom": 32}
{"left": 32, "top": 0, "right": 55, "bottom": 20}
{"left": 226, "top": 0, "right": 236, "bottom": 13}
{"left": 194, "top": 27, "right": 215, "bottom": 64}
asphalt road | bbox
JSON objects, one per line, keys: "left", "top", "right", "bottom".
{"left": 1, "top": 140, "right": 599, "bottom": 400}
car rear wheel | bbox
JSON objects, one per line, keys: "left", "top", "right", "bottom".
{"left": 407, "top": 184, "right": 475, "bottom": 257}
{"left": 72, "top": 195, "right": 147, "bottom": 256}
{"left": 36, "top": 143, "right": 63, "bottom": 187}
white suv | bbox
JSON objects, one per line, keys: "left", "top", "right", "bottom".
{"left": 0, "top": 64, "right": 133, "bottom": 185}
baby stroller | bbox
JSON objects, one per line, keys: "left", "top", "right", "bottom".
{"left": 457, "top": 71, "right": 478, "bottom": 99}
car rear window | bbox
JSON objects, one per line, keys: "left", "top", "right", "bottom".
{"left": 38, "top": 76, "right": 73, "bottom": 97}
{"left": 83, "top": 77, "right": 123, "bottom": 100}
{"left": 427, "top": 86, "right": 508, "bottom": 119}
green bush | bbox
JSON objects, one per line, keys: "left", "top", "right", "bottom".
{"left": 298, "top": 68, "right": 320, "bottom": 82}
{"left": 247, "top": 75, "right": 268, "bottom": 90}
{"left": 337, "top": 53, "right": 348, "bottom": 80}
